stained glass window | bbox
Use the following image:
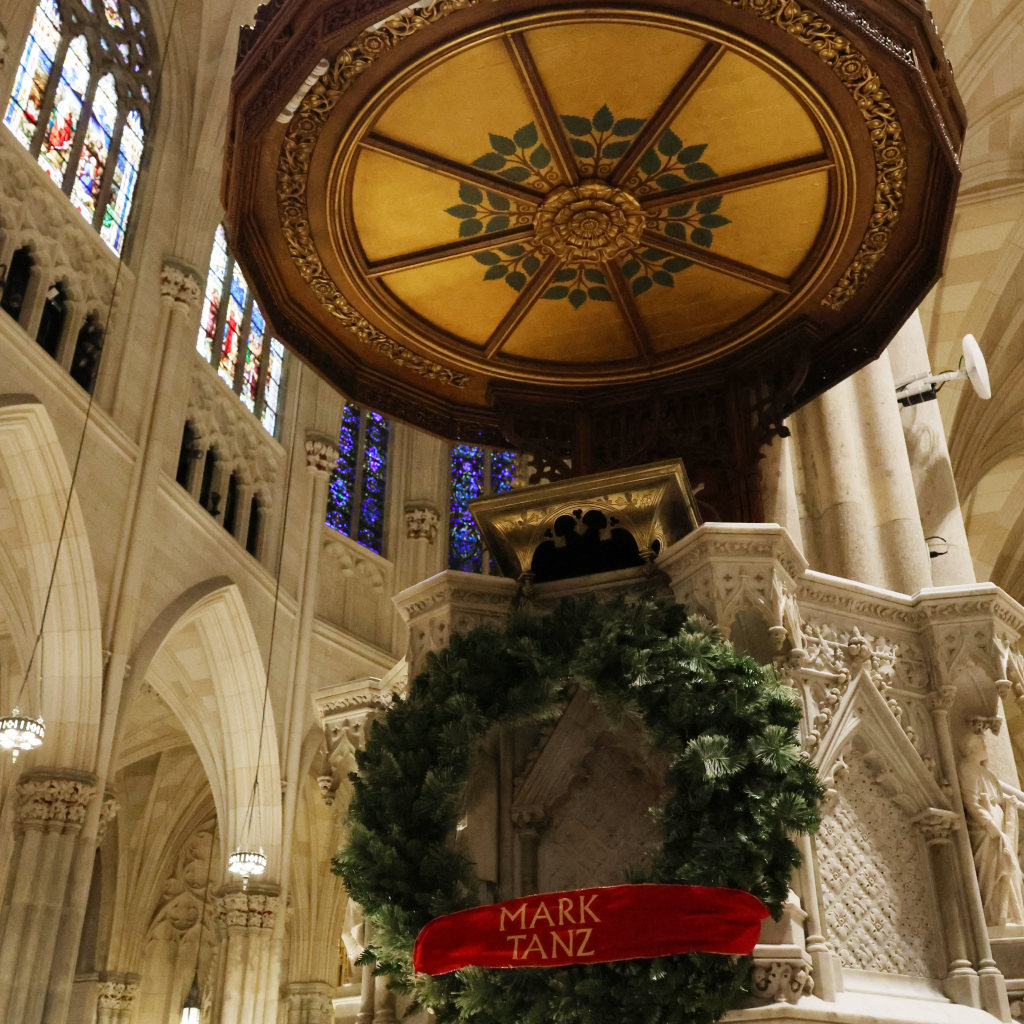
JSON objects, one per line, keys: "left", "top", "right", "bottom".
{"left": 3, "top": 0, "right": 154, "bottom": 254}
{"left": 195, "top": 226, "right": 289, "bottom": 436}
{"left": 70, "top": 72, "right": 116, "bottom": 220}
{"left": 4, "top": 0, "right": 61, "bottom": 150}
{"left": 449, "top": 445, "right": 518, "bottom": 573}
{"left": 38, "top": 33, "right": 89, "bottom": 185}
{"left": 326, "top": 404, "right": 391, "bottom": 556}
{"left": 100, "top": 108, "right": 144, "bottom": 254}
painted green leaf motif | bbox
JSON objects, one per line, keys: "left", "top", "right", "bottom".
{"left": 679, "top": 144, "right": 707, "bottom": 164}
{"left": 690, "top": 227, "right": 713, "bottom": 247}
{"left": 642, "top": 247, "right": 670, "bottom": 261}
{"left": 663, "top": 257, "right": 693, "bottom": 273}
{"left": 700, "top": 214, "right": 730, "bottom": 229}
{"left": 653, "top": 270, "right": 674, "bottom": 288}
{"left": 500, "top": 244, "right": 526, "bottom": 257}
{"left": 656, "top": 174, "right": 686, "bottom": 190}
{"left": 664, "top": 222, "right": 686, "bottom": 240}
{"left": 473, "top": 152, "right": 505, "bottom": 171}
{"left": 622, "top": 259, "right": 641, "bottom": 279}
{"left": 484, "top": 265, "right": 508, "bottom": 280}
{"left": 522, "top": 254, "right": 541, "bottom": 275}
{"left": 571, "top": 138, "right": 596, "bottom": 159}
{"left": 668, "top": 203, "right": 693, "bottom": 218}
{"left": 583, "top": 268, "right": 606, "bottom": 284}
{"left": 543, "top": 286, "right": 569, "bottom": 300}
{"left": 473, "top": 251, "right": 501, "bottom": 266}
{"left": 562, "top": 115, "right": 592, "bottom": 136}
{"left": 446, "top": 204, "right": 478, "bottom": 219}
{"left": 506, "top": 271, "right": 527, "bottom": 291}
{"left": 696, "top": 196, "right": 721, "bottom": 214}
{"left": 588, "top": 286, "right": 612, "bottom": 301}
{"left": 593, "top": 105, "right": 614, "bottom": 132}
{"left": 658, "top": 129, "right": 683, "bottom": 156}
{"left": 613, "top": 117, "right": 645, "bottom": 137}
{"left": 633, "top": 276, "right": 653, "bottom": 296}
{"left": 499, "top": 166, "right": 531, "bottom": 182}
{"left": 602, "top": 140, "right": 630, "bottom": 159}
{"left": 514, "top": 122, "right": 538, "bottom": 149}
{"left": 490, "top": 133, "right": 517, "bottom": 155}
{"left": 459, "top": 219, "right": 483, "bottom": 237}
{"left": 530, "top": 145, "right": 551, "bottom": 169}
{"left": 460, "top": 182, "right": 484, "bottom": 204}
{"left": 685, "top": 163, "right": 716, "bottom": 180}
{"left": 568, "top": 289, "right": 588, "bottom": 309}
{"left": 553, "top": 268, "right": 577, "bottom": 283}
{"left": 486, "top": 216, "right": 510, "bottom": 233}
{"left": 638, "top": 149, "right": 661, "bottom": 175}
{"left": 487, "top": 192, "right": 511, "bottom": 211}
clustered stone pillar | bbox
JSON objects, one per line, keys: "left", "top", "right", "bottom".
{"left": 42, "top": 262, "right": 203, "bottom": 1024}
{"left": 784, "top": 350, "right": 933, "bottom": 595}
{"left": 0, "top": 770, "right": 96, "bottom": 1024}
{"left": 214, "top": 889, "right": 280, "bottom": 1024}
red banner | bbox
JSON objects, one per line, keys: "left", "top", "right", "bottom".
{"left": 413, "top": 883, "right": 768, "bottom": 974}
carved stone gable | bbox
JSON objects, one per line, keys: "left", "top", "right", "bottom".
{"left": 819, "top": 748, "right": 941, "bottom": 979}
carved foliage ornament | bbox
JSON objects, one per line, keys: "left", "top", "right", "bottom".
{"left": 16, "top": 775, "right": 96, "bottom": 831}
{"left": 276, "top": 0, "right": 906, "bottom": 388}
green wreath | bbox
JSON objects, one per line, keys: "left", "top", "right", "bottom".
{"left": 335, "top": 597, "right": 823, "bottom": 1024}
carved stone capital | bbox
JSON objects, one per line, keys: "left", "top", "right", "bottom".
{"left": 96, "top": 974, "right": 140, "bottom": 1011}
{"left": 96, "top": 793, "right": 120, "bottom": 845}
{"left": 305, "top": 433, "right": 340, "bottom": 478}
{"left": 405, "top": 503, "right": 440, "bottom": 544}
{"left": 751, "top": 959, "right": 813, "bottom": 1003}
{"left": 927, "top": 687, "right": 957, "bottom": 712}
{"left": 967, "top": 715, "right": 1002, "bottom": 736}
{"left": 282, "top": 981, "right": 335, "bottom": 1024}
{"left": 16, "top": 770, "right": 97, "bottom": 834}
{"left": 160, "top": 261, "right": 202, "bottom": 310}
{"left": 912, "top": 807, "right": 960, "bottom": 844}
{"left": 215, "top": 888, "right": 280, "bottom": 929}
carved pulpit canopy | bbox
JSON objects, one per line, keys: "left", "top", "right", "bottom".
{"left": 225, "top": 0, "right": 963, "bottom": 509}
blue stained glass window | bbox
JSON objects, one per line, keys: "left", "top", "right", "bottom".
{"left": 490, "top": 449, "right": 517, "bottom": 495}
{"left": 326, "top": 404, "right": 360, "bottom": 537}
{"left": 449, "top": 444, "right": 517, "bottom": 573}
{"left": 449, "top": 445, "right": 486, "bottom": 573}
{"left": 358, "top": 413, "right": 389, "bottom": 553}
{"left": 326, "top": 404, "right": 391, "bottom": 555}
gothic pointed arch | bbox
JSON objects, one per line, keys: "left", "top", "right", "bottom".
{"left": 0, "top": 395, "right": 103, "bottom": 770}
{"left": 123, "top": 577, "right": 283, "bottom": 874}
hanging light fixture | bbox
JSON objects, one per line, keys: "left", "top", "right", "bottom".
{"left": 0, "top": 709, "right": 45, "bottom": 761}
{"left": 227, "top": 847, "right": 266, "bottom": 890}
{"left": 180, "top": 973, "right": 202, "bottom": 1024}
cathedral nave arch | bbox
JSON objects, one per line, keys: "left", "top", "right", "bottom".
{"left": 122, "top": 576, "right": 283, "bottom": 877}
{"left": 0, "top": 395, "right": 102, "bottom": 771}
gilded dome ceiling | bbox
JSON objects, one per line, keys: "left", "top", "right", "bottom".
{"left": 226, "top": 0, "right": 963, "bottom": 458}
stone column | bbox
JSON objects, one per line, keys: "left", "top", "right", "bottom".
{"left": 271, "top": 434, "right": 339, "bottom": 1019}
{"left": 913, "top": 807, "right": 980, "bottom": 1007}
{"left": 887, "top": 310, "right": 976, "bottom": 586}
{"left": 789, "top": 352, "right": 932, "bottom": 594}
{"left": 283, "top": 981, "right": 335, "bottom": 1024}
{"left": 43, "top": 263, "right": 203, "bottom": 1024}
{"left": 215, "top": 888, "right": 280, "bottom": 1024}
{"left": 0, "top": 770, "right": 96, "bottom": 1024}
{"left": 95, "top": 973, "right": 139, "bottom": 1024}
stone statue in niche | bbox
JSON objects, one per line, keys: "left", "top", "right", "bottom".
{"left": 958, "top": 730, "right": 1024, "bottom": 926}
